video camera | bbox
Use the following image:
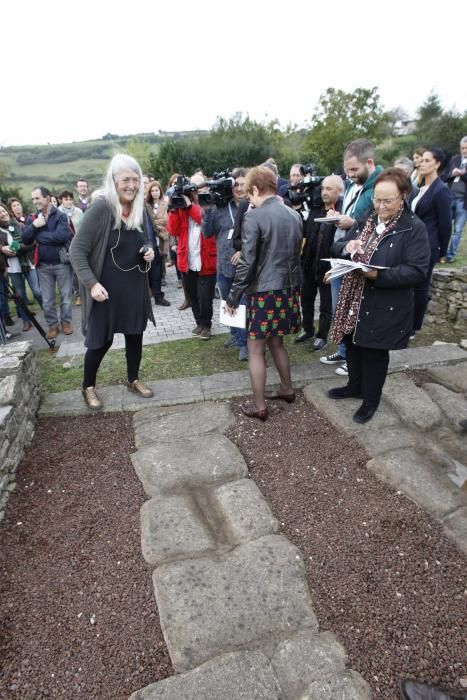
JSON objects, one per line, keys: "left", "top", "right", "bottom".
{"left": 198, "top": 170, "right": 234, "bottom": 208}
{"left": 168, "top": 175, "right": 199, "bottom": 210}
{"left": 287, "top": 163, "right": 324, "bottom": 208}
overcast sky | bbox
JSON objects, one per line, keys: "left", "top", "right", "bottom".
{"left": 3, "top": 0, "right": 466, "bottom": 147}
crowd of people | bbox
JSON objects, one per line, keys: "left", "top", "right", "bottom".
{"left": 0, "top": 135, "right": 465, "bottom": 421}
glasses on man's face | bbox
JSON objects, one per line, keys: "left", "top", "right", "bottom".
{"left": 372, "top": 196, "right": 400, "bottom": 207}
{"left": 233, "top": 182, "right": 244, "bottom": 188}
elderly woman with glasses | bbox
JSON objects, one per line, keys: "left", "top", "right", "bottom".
{"left": 328, "top": 167, "right": 430, "bottom": 424}
{"left": 70, "top": 154, "right": 156, "bottom": 411}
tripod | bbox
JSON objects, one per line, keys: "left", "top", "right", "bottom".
{"left": 0, "top": 276, "right": 56, "bottom": 350}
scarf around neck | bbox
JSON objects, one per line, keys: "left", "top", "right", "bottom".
{"left": 331, "top": 204, "right": 405, "bottom": 344}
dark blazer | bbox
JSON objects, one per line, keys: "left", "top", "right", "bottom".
{"left": 332, "top": 207, "right": 430, "bottom": 350}
{"left": 445, "top": 154, "right": 467, "bottom": 209}
{"left": 413, "top": 177, "right": 452, "bottom": 259}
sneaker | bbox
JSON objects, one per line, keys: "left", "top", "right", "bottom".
{"left": 335, "top": 362, "right": 348, "bottom": 376}
{"left": 224, "top": 334, "right": 237, "bottom": 348}
{"left": 192, "top": 325, "right": 202, "bottom": 335}
{"left": 310, "top": 337, "right": 327, "bottom": 352}
{"left": 294, "top": 330, "right": 314, "bottom": 344}
{"left": 320, "top": 352, "right": 345, "bottom": 365}
{"left": 198, "top": 328, "right": 211, "bottom": 340}
{"left": 5, "top": 330, "right": 20, "bottom": 340}
{"left": 239, "top": 346, "right": 248, "bottom": 361}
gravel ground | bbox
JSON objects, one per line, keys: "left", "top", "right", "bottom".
{"left": 0, "top": 413, "right": 172, "bottom": 700}
{"left": 226, "top": 393, "right": 467, "bottom": 699}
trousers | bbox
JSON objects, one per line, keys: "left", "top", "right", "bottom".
{"left": 343, "top": 333, "right": 389, "bottom": 406}
{"left": 83, "top": 333, "right": 143, "bottom": 388}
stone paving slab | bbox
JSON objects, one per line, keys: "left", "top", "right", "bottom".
{"left": 133, "top": 402, "right": 235, "bottom": 448}
{"left": 442, "top": 507, "right": 467, "bottom": 555}
{"left": 367, "top": 448, "right": 467, "bottom": 519}
{"left": 122, "top": 377, "right": 204, "bottom": 412}
{"left": 39, "top": 384, "right": 124, "bottom": 417}
{"left": 140, "top": 495, "right": 216, "bottom": 567}
{"left": 271, "top": 629, "right": 349, "bottom": 698}
{"left": 384, "top": 373, "right": 443, "bottom": 431}
{"left": 209, "top": 478, "right": 279, "bottom": 543}
{"left": 153, "top": 534, "right": 318, "bottom": 673}
{"left": 423, "top": 383, "right": 467, "bottom": 432}
{"left": 427, "top": 364, "right": 467, "bottom": 394}
{"left": 387, "top": 343, "right": 467, "bottom": 372}
{"left": 129, "top": 650, "right": 281, "bottom": 700}
{"left": 299, "top": 669, "right": 372, "bottom": 699}
{"left": 131, "top": 433, "right": 248, "bottom": 496}
{"left": 303, "top": 378, "right": 400, "bottom": 435}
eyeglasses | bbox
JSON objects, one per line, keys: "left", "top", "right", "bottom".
{"left": 233, "top": 182, "right": 244, "bottom": 188}
{"left": 372, "top": 196, "right": 401, "bottom": 207}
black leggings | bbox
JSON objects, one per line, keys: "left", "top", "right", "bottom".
{"left": 83, "top": 333, "right": 143, "bottom": 389}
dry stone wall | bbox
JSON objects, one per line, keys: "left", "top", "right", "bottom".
{"left": 426, "top": 267, "right": 467, "bottom": 333}
{"left": 0, "top": 341, "right": 40, "bottom": 521}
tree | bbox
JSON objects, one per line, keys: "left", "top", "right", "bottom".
{"left": 304, "top": 87, "right": 386, "bottom": 172}
{"left": 414, "top": 92, "right": 467, "bottom": 155}
{"left": 125, "top": 138, "right": 154, "bottom": 173}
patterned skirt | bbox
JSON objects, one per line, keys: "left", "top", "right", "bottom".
{"left": 247, "top": 287, "right": 301, "bottom": 340}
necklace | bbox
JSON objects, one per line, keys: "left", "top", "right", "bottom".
{"left": 110, "top": 226, "right": 151, "bottom": 274}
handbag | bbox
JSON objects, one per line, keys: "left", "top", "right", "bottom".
{"left": 58, "top": 245, "right": 71, "bottom": 264}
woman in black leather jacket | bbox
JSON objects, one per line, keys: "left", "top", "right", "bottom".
{"left": 226, "top": 166, "right": 303, "bottom": 420}
{"left": 329, "top": 168, "right": 430, "bottom": 424}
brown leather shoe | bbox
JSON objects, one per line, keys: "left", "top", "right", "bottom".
{"left": 240, "top": 403, "right": 269, "bottom": 421}
{"left": 61, "top": 321, "right": 74, "bottom": 335}
{"left": 265, "top": 390, "right": 295, "bottom": 403}
{"left": 47, "top": 326, "right": 58, "bottom": 340}
{"left": 127, "top": 379, "right": 154, "bottom": 398}
{"left": 22, "top": 321, "right": 32, "bottom": 332}
{"left": 82, "top": 386, "right": 103, "bottom": 411}
{"left": 178, "top": 300, "right": 191, "bottom": 311}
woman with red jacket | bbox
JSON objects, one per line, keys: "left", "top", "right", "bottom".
{"left": 167, "top": 174, "right": 217, "bottom": 340}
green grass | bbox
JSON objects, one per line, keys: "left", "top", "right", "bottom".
{"left": 36, "top": 315, "right": 466, "bottom": 395}
{"left": 36, "top": 334, "right": 323, "bottom": 394}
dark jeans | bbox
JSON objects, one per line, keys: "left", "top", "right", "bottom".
{"left": 301, "top": 273, "right": 332, "bottom": 340}
{"left": 83, "top": 333, "right": 143, "bottom": 388}
{"left": 413, "top": 256, "right": 436, "bottom": 331}
{"left": 183, "top": 270, "right": 216, "bottom": 328}
{"left": 147, "top": 250, "right": 164, "bottom": 299}
{"left": 343, "top": 333, "right": 389, "bottom": 406}
{"left": 170, "top": 249, "right": 182, "bottom": 280}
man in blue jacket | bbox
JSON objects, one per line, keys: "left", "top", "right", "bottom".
{"left": 22, "top": 187, "right": 73, "bottom": 339}
{"left": 320, "top": 139, "right": 383, "bottom": 375}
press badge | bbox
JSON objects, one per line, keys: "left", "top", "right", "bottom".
{"left": 227, "top": 228, "right": 234, "bottom": 239}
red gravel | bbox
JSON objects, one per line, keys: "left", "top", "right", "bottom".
{"left": 226, "top": 393, "right": 467, "bottom": 699}
{"left": 0, "top": 413, "right": 172, "bottom": 700}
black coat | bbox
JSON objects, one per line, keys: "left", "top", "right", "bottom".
{"left": 302, "top": 204, "right": 341, "bottom": 282}
{"left": 332, "top": 207, "right": 430, "bottom": 350}
{"left": 413, "top": 177, "right": 452, "bottom": 259}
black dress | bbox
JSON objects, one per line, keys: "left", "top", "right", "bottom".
{"left": 85, "top": 224, "right": 150, "bottom": 349}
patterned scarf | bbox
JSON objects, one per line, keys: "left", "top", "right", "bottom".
{"left": 331, "top": 204, "right": 405, "bottom": 344}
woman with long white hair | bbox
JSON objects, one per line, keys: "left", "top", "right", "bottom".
{"left": 70, "top": 154, "right": 155, "bottom": 410}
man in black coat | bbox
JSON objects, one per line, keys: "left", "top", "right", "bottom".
{"left": 295, "top": 175, "right": 344, "bottom": 351}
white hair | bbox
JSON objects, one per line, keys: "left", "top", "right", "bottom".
{"left": 93, "top": 153, "right": 144, "bottom": 231}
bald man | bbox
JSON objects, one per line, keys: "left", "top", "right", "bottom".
{"left": 295, "top": 174, "right": 344, "bottom": 351}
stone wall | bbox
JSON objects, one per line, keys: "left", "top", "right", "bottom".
{"left": 426, "top": 267, "right": 467, "bottom": 333}
{"left": 0, "top": 341, "right": 40, "bottom": 522}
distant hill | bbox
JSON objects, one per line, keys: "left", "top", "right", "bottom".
{"left": 0, "top": 130, "right": 208, "bottom": 200}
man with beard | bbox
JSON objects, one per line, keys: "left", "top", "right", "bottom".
{"left": 320, "top": 139, "right": 383, "bottom": 374}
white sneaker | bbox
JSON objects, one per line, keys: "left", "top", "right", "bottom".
{"left": 335, "top": 362, "right": 348, "bottom": 376}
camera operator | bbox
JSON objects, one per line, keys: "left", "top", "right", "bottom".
{"left": 167, "top": 174, "right": 217, "bottom": 340}
{"left": 295, "top": 175, "right": 344, "bottom": 351}
{"left": 279, "top": 163, "right": 303, "bottom": 199}
{"left": 202, "top": 168, "right": 248, "bottom": 360}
